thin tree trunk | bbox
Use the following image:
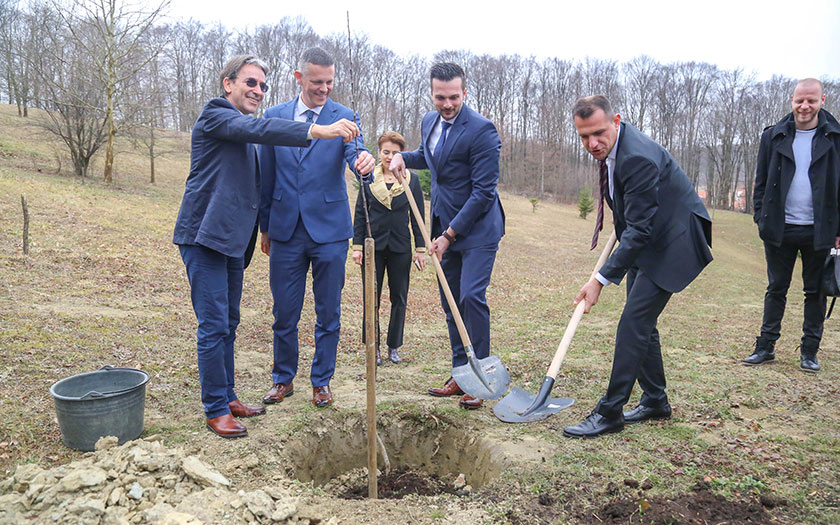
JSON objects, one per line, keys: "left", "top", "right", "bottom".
{"left": 21, "top": 195, "right": 29, "bottom": 255}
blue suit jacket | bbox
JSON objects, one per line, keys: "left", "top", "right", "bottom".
{"left": 401, "top": 104, "right": 505, "bottom": 251}
{"left": 173, "top": 97, "right": 310, "bottom": 262}
{"left": 601, "top": 122, "right": 713, "bottom": 293}
{"left": 259, "top": 97, "right": 369, "bottom": 243}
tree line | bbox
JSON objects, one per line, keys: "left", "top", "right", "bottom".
{"left": 1, "top": 0, "right": 838, "bottom": 211}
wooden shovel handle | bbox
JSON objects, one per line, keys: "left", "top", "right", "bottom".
{"left": 393, "top": 170, "right": 472, "bottom": 348}
{"left": 546, "top": 231, "right": 617, "bottom": 380}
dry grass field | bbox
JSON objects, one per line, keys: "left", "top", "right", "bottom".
{"left": 1, "top": 103, "right": 838, "bottom": 524}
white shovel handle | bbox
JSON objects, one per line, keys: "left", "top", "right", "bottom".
{"left": 546, "top": 231, "right": 617, "bottom": 380}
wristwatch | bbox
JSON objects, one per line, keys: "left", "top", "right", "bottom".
{"left": 441, "top": 231, "right": 456, "bottom": 243}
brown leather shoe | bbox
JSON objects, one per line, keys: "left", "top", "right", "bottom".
{"left": 313, "top": 385, "right": 333, "bottom": 407}
{"left": 428, "top": 377, "right": 464, "bottom": 397}
{"left": 263, "top": 382, "right": 294, "bottom": 404}
{"left": 228, "top": 399, "right": 266, "bottom": 418}
{"left": 459, "top": 394, "right": 483, "bottom": 410}
{"left": 206, "top": 414, "right": 247, "bottom": 438}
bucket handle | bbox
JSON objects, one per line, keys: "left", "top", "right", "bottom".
{"left": 77, "top": 366, "right": 146, "bottom": 400}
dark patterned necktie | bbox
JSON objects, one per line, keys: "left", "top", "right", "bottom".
{"left": 300, "top": 110, "right": 315, "bottom": 155}
{"left": 591, "top": 160, "right": 608, "bottom": 250}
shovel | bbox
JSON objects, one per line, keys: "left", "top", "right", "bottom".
{"left": 392, "top": 169, "right": 510, "bottom": 400}
{"left": 493, "top": 231, "right": 617, "bottom": 423}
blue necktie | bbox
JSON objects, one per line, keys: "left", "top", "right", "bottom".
{"left": 433, "top": 121, "right": 451, "bottom": 163}
{"left": 300, "top": 110, "right": 316, "bottom": 156}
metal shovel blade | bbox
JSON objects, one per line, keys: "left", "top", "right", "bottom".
{"left": 493, "top": 387, "right": 574, "bottom": 423}
{"left": 452, "top": 353, "right": 510, "bottom": 400}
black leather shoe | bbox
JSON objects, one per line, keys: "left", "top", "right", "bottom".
{"left": 800, "top": 356, "right": 820, "bottom": 373}
{"left": 388, "top": 347, "right": 402, "bottom": 364}
{"left": 743, "top": 337, "right": 775, "bottom": 365}
{"left": 743, "top": 351, "right": 774, "bottom": 365}
{"left": 563, "top": 411, "right": 624, "bottom": 438}
{"left": 623, "top": 403, "right": 672, "bottom": 424}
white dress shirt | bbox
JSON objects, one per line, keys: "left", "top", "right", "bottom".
{"left": 295, "top": 98, "right": 323, "bottom": 140}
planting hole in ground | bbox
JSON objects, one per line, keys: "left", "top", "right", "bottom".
{"left": 284, "top": 414, "right": 503, "bottom": 498}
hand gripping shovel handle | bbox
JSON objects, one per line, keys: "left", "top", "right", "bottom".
{"left": 392, "top": 170, "right": 474, "bottom": 350}
{"left": 546, "top": 230, "right": 617, "bottom": 380}
{"left": 517, "top": 231, "right": 617, "bottom": 417}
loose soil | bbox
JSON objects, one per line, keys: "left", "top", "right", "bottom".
{"left": 338, "top": 466, "right": 462, "bottom": 499}
{"left": 584, "top": 486, "right": 775, "bottom": 524}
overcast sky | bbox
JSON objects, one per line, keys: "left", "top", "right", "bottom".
{"left": 166, "top": 0, "right": 840, "bottom": 82}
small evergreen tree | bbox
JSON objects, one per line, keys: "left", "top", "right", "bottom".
{"left": 529, "top": 198, "right": 539, "bottom": 213}
{"left": 415, "top": 169, "right": 432, "bottom": 198}
{"left": 578, "top": 187, "right": 595, "bottom": 219}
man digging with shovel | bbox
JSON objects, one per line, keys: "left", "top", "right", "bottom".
{"left": 563, "top": 95, "right": 713, "bottom": 438}
{"left": 389, "top": 62, "right": 506, "bottom": 410}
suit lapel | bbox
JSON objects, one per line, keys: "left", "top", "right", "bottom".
{"left": 611, "top": 123, "right": 626, "bottom": 222}
{"left": 438, "top": 106, "right": 469, "bottom": 166}
{"left": 436, "top": 105, "right": 470, "bottom": 168}
{"left": 422, "top": 112, "right": 437, "bottom": 168}
{"left": 282, "top": 99, "right": 302, "bottom": 162}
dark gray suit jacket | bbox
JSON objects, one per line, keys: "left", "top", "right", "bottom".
{"left": 600, "top": 122, "right": 713, "bottom": 293}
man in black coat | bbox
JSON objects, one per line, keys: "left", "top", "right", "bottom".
{"left": 563, "top": 95, "right": 713, "bottom": 438}
{"left": 744, "top": 78, "right": 840, "bottom": 372}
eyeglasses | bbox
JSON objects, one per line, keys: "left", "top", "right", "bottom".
{"left": 242, "top": 77, "right": 268, "bottom": 93}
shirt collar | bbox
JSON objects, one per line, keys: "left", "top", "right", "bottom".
{"left": 296, "top": 97, "right": 324, "bottom": 118}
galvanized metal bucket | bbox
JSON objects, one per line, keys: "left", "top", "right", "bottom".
{"left": 49, "top": 365, "right": 150, "bottom": 451}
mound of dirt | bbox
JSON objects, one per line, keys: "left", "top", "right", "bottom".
{"left": 0, "top": 436, "right": 335, "bottom": 525}
{"left": 583, "top": 487, "right": 772, "bottom": 524}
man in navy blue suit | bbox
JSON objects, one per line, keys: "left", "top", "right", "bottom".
{"left": 389, "top": 62, "right": 505, "bottom": 410}
{"left": 258, "top": 47, "right": 375, "bottom": 408}
{"left": 563, "top": 95, "right": 712, "bottom": 438}
{"left": 174, "top": 55, "right": 360, "bottom": 438}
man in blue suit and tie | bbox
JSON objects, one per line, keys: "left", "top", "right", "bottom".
{"left": 389, "top": 62, "right": 505, "bottom": 410}
{"left": 174, "top": 55, "right": 361, "bottom": 438}
{"left": 259, "top": 47, "right": 375, "bottom": 408}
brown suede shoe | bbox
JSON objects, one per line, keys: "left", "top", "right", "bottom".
{"left": 459, "top": 394, "right": 483, "bottom": 410}
{"left": 428, "top": 377, "right": 464, "bottom": 397}
{"left": 313, "top": 385, "right": 333, "bottom": 407}
{"left": 263, "top": 382, "right": 294, "bottom": 404}
{"left": 228, "top": 399, "right": 266, "bottom": 418}
{"left": 206, "top": 414, "right": 247, "bottom": 438}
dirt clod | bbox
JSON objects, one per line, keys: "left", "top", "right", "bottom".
{"left": 759, "top": 493, "right": 787, "bottom": 508}
{"left": 623, "top": 478, "right": 639, "bottom": 488}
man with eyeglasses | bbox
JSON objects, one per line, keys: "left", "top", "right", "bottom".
{"left": 174, "top": 54, "right": 360, "bottom": 439}
{"left": 258, "top": 47, "right": 375, "bottom": 409}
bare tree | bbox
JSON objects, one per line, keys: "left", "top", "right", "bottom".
{"left": 35, "top": 12, "right": 108, "bottom": 178}
{"left": 7, "top": 5, "right": 839, "bottom": 204}
{"left": 676, "top": 61, "right": 717, "bottom": 189}
{"left": 51, "top": 0, "right": 169, "bottom": 183}
{"left": 622, "top": 55, "right": 659, "bottom": 132}
{"left": 704, "top": 69, "right": 752, "bottom": 209}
